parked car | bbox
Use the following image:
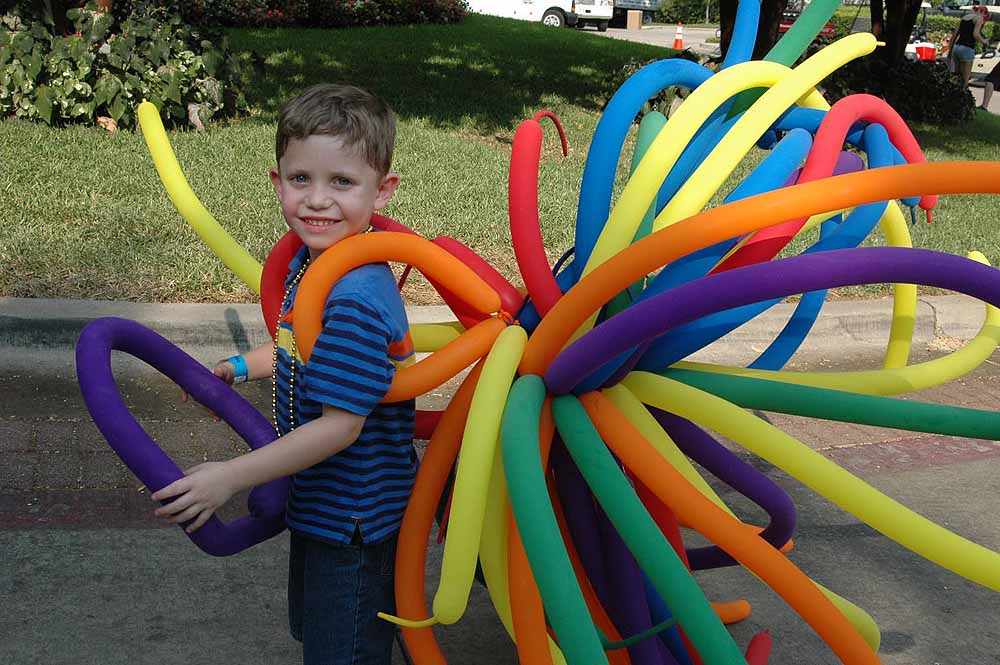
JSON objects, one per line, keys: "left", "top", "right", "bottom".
{"left": 612, "top": 0, "right": 663, "bottom": 26}
{"left": 467, "top": 0, "right": 614, "bottom": 31}
{"left": 778, "top": 10, "right": 836, "bottom": 39}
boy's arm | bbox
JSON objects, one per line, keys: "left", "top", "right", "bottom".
{"left": 212, "top": 341, "right": 275, "bottom": 383}
{"left": 151, "top": 404, "right": 364, "bottom": 532}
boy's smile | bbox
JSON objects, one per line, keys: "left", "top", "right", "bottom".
{"left": 270, "top": 134, "right": 399, "bottom": 260}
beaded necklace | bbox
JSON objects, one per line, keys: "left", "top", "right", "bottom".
{"left": 271, "top": 261, "right": 310, "bottom": 434}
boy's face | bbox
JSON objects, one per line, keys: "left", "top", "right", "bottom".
{"left": 270, "top": 135, "right": 399, "bottom": 261}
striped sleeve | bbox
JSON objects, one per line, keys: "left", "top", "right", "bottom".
{"left": 301, "top": 295, "right": 394, "bottom": 416}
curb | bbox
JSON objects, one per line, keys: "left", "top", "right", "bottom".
{"left": 0, "top": 294, "right": 990, "bottom": 365}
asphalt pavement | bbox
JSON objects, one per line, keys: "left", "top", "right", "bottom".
{"left": 3, "top": 294, "right": 1000, "bottom": 664}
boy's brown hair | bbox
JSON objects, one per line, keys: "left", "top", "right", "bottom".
{"left": 275, "top": 83, "right": 396, "bottom": 176}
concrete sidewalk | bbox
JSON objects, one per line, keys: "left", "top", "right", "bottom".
{"left": 3, "top": 294, "right": 1000, "bottom": 664}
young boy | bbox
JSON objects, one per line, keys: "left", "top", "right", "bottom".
{"left": 152, "top": 83, "right": 416, "bottom": 665}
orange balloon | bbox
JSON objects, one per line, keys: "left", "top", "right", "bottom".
{"left": 580, "top": 392, "right": 879, "bottom": 665}
{"left": 519, "top": 161, "right": 1000, "bottom": 376}
{"left": 395, "top": 363, "right": 484, "bottom": 664}
{"left": 292, "top": 232, "right": 504, "bottom": 402}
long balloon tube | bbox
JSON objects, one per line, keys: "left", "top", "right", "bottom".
{"left": 612, "top": 387, "right": 882, "bottom": 651}
{"left": 669, "top": 252, "right": 999, "bottom": 396}
{"left": 137, "top": 101, "right": 264, "bottom": 292}
{"left": 664, "top": 367, "right": 1000, "bottom": 439}
{"left": 604, "top": 112, "right": 668, "bottom": 320}
{"left": 510, "top": 111, "right": 569, "bottom": 316}
{"left": 654, "top": 35, "right": 883, "bottom": 233}
{"left": 581, "top": 59, "right": 829, "bottom": 284}
{"left": 721, "top": 0, "right": 762, "bottom": 68}
{"left": 580, "top": 391, "right": 881, "bottom": 665}
{"left": 728, "top": 0, "right": 844, "bottom": 116}
{"left": 574, "top": 59, "right": 716, "bottom": 277}
{"left": 519, "top": 161, "right": 1000, "bottom": 377}
{"left": 593, "top": 505, "right": 676, "bottom": 665}
{"left": 433, "top": 235, "right": 525, "bottom": 316}
{"left": 551, "top": 441, "right": 613, "bottom": 605}
{"left": 507, "top": 398, "right": 566, "bottom": 665}
{"left": 626, "top": 371, "right": 1000, "bottom": 595}
{"left": 641, "top": 573, "right": 695, "bottom": 665}
{"left": 876, "top": 202, "right": 917, "bottom": 368}
{"left": 430, "top": 326, "right": 527, "bottom": 625}
{"left": 653, "top": 411, "right": 797, "bottom": 570}
{"left": 645, "top": 128, "right": 814, "bottom": 292}
{"left": 390, "top": 363, "right": 482, "bottom": 660}
{"left": 503, "top": 376, "right": 611, "bottom": 665}
{"left": 553, "top": 395, "right": 749, "bottom": 665}
{"left": 715, "top": 95, "right": 936, "bottom": 274}
{"left": 570, "top": 60, "right": 831, "bottom": 349}
{"left": 478, "top": 441, "right": 527, "bottom": 648}
{"left": 545, "top": 247, "right": 1000, "bottom": 394}
{"left": 639, "top": 203, "right": 882, "bottom": 374}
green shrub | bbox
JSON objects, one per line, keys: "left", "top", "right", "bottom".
{"left": 657, "top": 0, "right": 717, "bottom": 25}
{"left": 113, "top": 0, "right": 466, "bottom": 28}
{"left": 112, "top": 0, "right": 309, "bottom": 28}
{"left": 305, "top": 0, "right": 467, "bottom": 28}
{"left": 821, "top": 55, "right": 974, "bottom": 126}
{"left": 0, "top": 2, "right": 260, "bottom": 128}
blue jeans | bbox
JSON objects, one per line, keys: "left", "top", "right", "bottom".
{"left": 953, "top": 44, "right": 976, "bottom": 62}
{"left": 288, "top": 528, "right": 398, "bottom": 665}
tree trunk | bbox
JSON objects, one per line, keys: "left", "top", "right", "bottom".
{"left": 752, "top": 0, "right": 790, "bottom": 60}
{"left": 882, "top": 0, "right": 923, "bottom": 63}
{"left": 870, "top": 0, "right": 885, "bottom": 38}
{"left": 719, "top": 0, "right": 737, "bottom": 58}
{"left": 719, "top": 0, "right": 789, "bottom": 61}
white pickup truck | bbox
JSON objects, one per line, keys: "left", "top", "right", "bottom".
{"left": 467, "top": 0, "right": 614, "bottom": 31}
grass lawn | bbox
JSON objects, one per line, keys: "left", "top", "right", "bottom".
{"left": 2, "top": 13, "right": 998, "bottom": 304}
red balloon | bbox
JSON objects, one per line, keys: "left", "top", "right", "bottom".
{"left": 509, "top": 111, "right": 568, "bottom": 316}
{"left": 714, "top": 94, "right": 935, "bottom": 274}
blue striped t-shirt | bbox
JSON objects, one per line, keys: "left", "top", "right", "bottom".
{"left": 274, "top": 246, "right": 417, "bottom": 545}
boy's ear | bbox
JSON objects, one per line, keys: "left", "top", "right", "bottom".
{"left": 373, "top": 172, "right": 400, "bottom": 211}
{"left": 269, "top": 167, "right": 282, "bottom": 199}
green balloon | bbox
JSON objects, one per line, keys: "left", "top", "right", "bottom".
{"left": 552, "top": 395, "right": 748, "bottom": 665}
{"left": 501, "top": 375, "right": 609, "bottom": 665}
{"left": 664, "top": 368, "right": 1000, "bottom": 440}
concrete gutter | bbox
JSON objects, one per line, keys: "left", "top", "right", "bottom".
{"left": 1, "top": 293, "right": 990, "bottom": 372}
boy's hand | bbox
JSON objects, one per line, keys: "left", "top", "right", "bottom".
{"left": 179, "top": 360, "right": 235, "bottom": 420}
{"left": 151, "top": 461, "right": 239, "bottom": 533}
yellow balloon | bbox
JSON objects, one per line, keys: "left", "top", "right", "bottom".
{"left": 580, "top": 61, "right": 827, "bottom": 285}
{"left": 625, "top": 370, "right": 1000, "bottom": 592}
{"left": 655, "top": 33, "right": 877, "bottom": 230}
{"left": 411, "top": 322, "right": 463, "bottom": 353}
{"left": 137, "top": 101, "right": 264, "bottom": 293}
{"left": 431, "top": 325, "right": 527, "bottom": 625}
{"left": 877, "top": 202, "right": 918, "bottom": 369}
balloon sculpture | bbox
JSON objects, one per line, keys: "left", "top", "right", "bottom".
{"left": 75, "top": 0, "right": 1000, "bottom": 662}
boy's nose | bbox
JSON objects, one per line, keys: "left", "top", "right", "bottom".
{"left": 305, "top": 190, "right": 334, "bottom": 210}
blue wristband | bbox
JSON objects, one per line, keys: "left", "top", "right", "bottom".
{"left": 227, "top": 355, "right": 249, "bottom": 384}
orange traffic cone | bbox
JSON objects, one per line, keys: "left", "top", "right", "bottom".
{"left": 673, "top": 22, "right": 684, "bottom": 50}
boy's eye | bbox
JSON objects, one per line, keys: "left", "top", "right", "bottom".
{"left": 292, "top": 174, "right": 308, "bottom": 183}
{"left": 334, "top": 177, "right": 353, "bottom": 186}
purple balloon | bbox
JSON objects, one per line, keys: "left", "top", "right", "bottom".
{"left": 546, "top": 247, "right": 1000, "bottom": 393}
{"left": 76, "top": 317, "right": 289, "bottom": 556}
{"left": 596, "top": 504, "right": 675, "bottom": 665}
{"left": 651, "top": 409, "right": 796, "bottom": 570}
